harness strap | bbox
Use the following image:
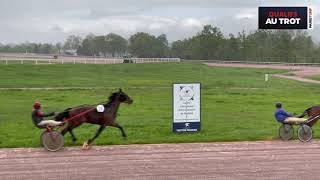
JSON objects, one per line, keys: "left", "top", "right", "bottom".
{"left": 63, "top": 107, "right": 96, "bottom": 123}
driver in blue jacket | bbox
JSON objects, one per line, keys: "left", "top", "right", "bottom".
{"left": 274, "top": 102, "right": 307, "bottom": 124}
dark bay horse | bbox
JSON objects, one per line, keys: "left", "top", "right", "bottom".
{"left": 299, "top": 105, "right": 320, "bottom": 126}
{"left": 55, "top": 89, "right": 133, "bottom": 149}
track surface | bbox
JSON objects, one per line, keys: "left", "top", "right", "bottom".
{"left": 206, "top": 63, "right": 320, "bottom": 84}
{"left": 1, "top": 141, "right": 320, "bottom": 179}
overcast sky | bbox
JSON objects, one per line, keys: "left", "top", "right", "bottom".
{"left": 0, "top": 0, "right": 319, "bottom": 44}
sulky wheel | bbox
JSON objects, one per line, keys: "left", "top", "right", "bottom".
{"left": 298, "top": 124, "right": 313, "bottom": 142}
{"left": 41, "top": 130, "right": 64, "bottom": 152}
{"left": 279, "top": 124, "right": 294, "bottom": 141}
{"left": 40, "top": 131, "right": 46, "bottom": 147}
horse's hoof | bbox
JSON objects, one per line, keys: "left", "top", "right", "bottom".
{"left": 82, "top": 141, "right": 90, "bottom": 150}
{"left": 82, "top": 145, "right": 90, "bottom": 150}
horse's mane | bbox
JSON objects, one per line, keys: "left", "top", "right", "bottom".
{"left": 109, "top": 92, "right": 119, "bottom": 102}
{"left": 104, "top": 92, "right": 119, "bottom": 107}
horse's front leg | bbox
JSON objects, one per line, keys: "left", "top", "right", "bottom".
{"left": 83, "top": 125, "right": 106, "bottom": 150}
{"left": 110, "top": 122, "right": 127, "bottom": 138}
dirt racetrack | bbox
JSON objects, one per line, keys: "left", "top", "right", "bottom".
{"left": 1, "top": 141, "right": 320, "bottom": 179}
{"left": 205, "top": 62, "right": 320, "bottom": 84}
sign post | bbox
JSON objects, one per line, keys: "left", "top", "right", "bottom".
{"left": 265, "top": 74, "right": 269, "bottom": 82}
{"left": 173, "top": 83, "right": 201, "bottom": 132}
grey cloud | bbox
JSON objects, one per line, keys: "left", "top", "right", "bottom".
{"left": 0, "top": 0, "right": 318, "bottom": 43}
{"left": 87, "top": 8, "right": 148, "bottom": 20}
{"left": 51, "top": 25, "right": 63, "bottom": 32}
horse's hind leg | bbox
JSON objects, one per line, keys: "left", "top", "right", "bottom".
{"left": 61, "top": 124, "right": 69, "bottom": 136}
{"left": 87, "top": 125, "right": 106, "bottom": 145}
{"left": 68, "top": 128, "right": 77, "bottom": 144}
{"left": 110, "top": 122, "right": 127, "bottom": 138}
{"left": 61, "top": 124, "right": 78, "bottom": 144}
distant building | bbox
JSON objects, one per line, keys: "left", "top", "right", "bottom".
{"left": 64, "top": 49, "right": 77, "bottom": 56}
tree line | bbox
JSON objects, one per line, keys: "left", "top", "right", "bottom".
{"left": 1, "top": 25, "right": 320, "bottom": 62}
{"left": 0, "top": 42, "right": 63, "bottom": 54}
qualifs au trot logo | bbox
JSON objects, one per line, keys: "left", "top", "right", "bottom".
{"left": 259, "top": 7, "right": 313, "bottom": 29}
{"left": 308, "top": 7, "right": 313, "bottom": 29}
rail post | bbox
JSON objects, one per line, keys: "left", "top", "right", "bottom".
{"left": 6, "top": 59, "right": 8, "bottom": 65}
{"left": 265, "top": 74, "right": 269, "bottom": 82}
{"left": 36, "top": 59, "right": 38, "bottom": 65}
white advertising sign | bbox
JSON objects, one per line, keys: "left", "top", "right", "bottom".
{"left": 173, "top": 83, "right": 201, "bottom": 132}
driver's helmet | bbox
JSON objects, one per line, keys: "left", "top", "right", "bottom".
{"left": 275, "top": 102, "right": 282, "bottom": 108}
{"left": 33, "top": 102, "right": 41, "bottom": 109}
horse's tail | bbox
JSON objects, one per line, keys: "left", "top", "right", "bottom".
{"left": 54, "top": 108, "right": 71, "bottom": 122}
{"left": 298, "top": 107, "right": 314, "bottom": 118}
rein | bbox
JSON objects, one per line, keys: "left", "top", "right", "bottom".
{"left": 63, "top": 107, "right": 96, "bottom": 123}
{"left": 59, "top": 93, "right": 121, "bottom": 121}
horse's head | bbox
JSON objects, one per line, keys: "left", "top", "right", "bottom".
{"left": 109, "top": 89, "right": 133, "bottom": 104}
{"left": 118, "top": 89, "right": 133, "bottom": 104}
